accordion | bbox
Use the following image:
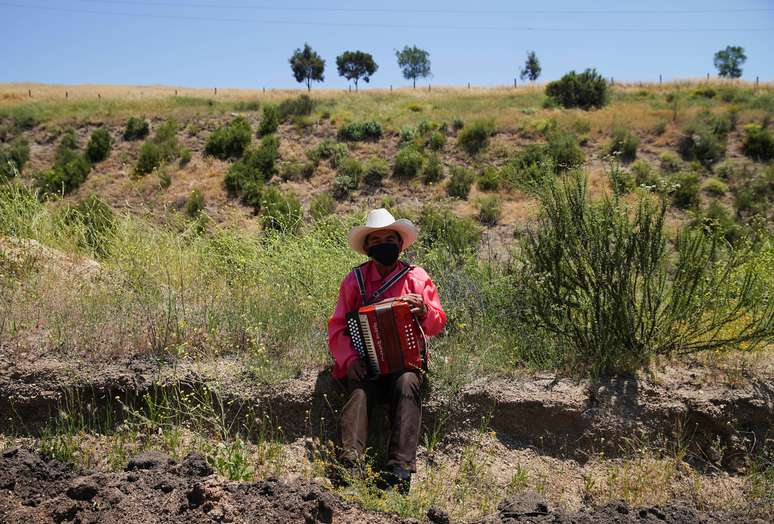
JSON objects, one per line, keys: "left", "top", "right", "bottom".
{"left": 346, "top": 298, "right": 426, "bottom": 380}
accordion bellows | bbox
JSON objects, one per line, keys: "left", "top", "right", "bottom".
{"left": 347, "top": 299, "right": 426, "bottom": 380}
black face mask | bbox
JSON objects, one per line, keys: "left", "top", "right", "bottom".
{"left": 367, "top": 243, "right": 400, "bottom": 266}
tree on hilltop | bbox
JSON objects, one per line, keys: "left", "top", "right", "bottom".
{"left": 395, "top": 45, "right": 431, "bottom": 88}
{"left": 289, "top": 43, "right": 325, "bottom": 92}
{"left": 714, "top": 46, "right": 746, "bottom": 79}
{"left": 336, "top": 51, "right": 378, "bottom": 91}
{"left": 520, "top": 51, "right": 541, "bottom": 82}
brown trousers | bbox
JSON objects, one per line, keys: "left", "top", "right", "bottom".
{"left": 339, "top": 370, "right": 422, "bottom": 472}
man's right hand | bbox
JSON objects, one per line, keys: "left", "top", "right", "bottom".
{"left": 347, "top": 359, "right": 367, "bottom": 381}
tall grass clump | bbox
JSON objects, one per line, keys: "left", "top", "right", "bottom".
{"left": 393, "top": 147, "right": 424, "bottom": 179}
{"left": 205, "top": 117, "right": 252, "bottom": 160}
{"left": 336, "top": 120, "right": 382, "bottom": 142}
{"left": 0, "top": 137, "right": 29, "bottom": 181}
{"left": 518, "top": 173, "right": 774, "bottom": 376}
{"left": 259, "top": 104, "right": 280, "bottom": 136}
{"left": 135, "top": 120, "right": 181, "bottom": 176}
{"left": 742, "top": 123, "right": 774, "bottom": 162}
{"left": 607, "top": 127, "right": 639, "bottom": 163}
{"left": 278, "top": 94, "right": 315, "bottom": 120}
{"left": 447, "top": 166, "right": 475, "bottom": 199}
{"left": 457, "top": 120, "right": 495, "bottom": 156}
{"left": 61, "top": 194, "right": 116, "bottom": 258}
{"left": 260, "top": 187, "right": 302, "bottom": 232}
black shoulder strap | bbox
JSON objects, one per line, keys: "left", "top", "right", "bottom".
{"left": 353, "top": 261, "right": 412, "bottom": 305}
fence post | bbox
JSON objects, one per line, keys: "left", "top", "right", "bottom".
{"left": 756, "top": 76, "right": 759, "bottom": 88}
{"left": 390, "top": 85, "right": 392, "bottom": 93}
{"left": 175, "top": 89, "right": 178, "bottom": 96}
{"left": 467, "top": 82, "right": 470, "bottom": 89}
{"left": 610, "top": 77, "right": 614, "bottom": 85}
{"left": 428, "top": 84, "right": 431, "bottom": 92}
{"left": 214, "top": 87, "right": 217, "bottom": 95}
{"left": 659, "top": 74, "right": 662, "bottom": 85}
{"left": 28, "top": 88, "right": 31, "bottom": 98}
{"left": 263, "top": 87, "right": 265, "bottom": 93}
{"left": 98, "top": 93, "right": 101, "bottom": 100}
{"left": 65, "top": 91, "right": 68, "bottom": 99}
{"left": 706, "top": 73, "right": 710, "bottom": 81}
{"left": 514, "top": 77, "right": 517, "bottom": 88}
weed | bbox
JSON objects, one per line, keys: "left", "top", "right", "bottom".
{"left": 446, "top": 165, "right": 475, "bottom": 199}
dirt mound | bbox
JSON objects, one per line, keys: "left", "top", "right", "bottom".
{"left": 0, "top": 447, "right": 406, "bottom": 524}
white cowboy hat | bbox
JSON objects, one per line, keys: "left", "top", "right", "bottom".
{"left": 347, "top": 208, "right": 419, "bottom": 256}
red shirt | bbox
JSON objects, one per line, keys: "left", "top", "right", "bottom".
{"left": 327, "top": 260, "right": 447, "bottom": 379}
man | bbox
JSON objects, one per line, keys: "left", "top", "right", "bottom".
{"left": 327, "top": 208, "right": 446, "bottom": 492}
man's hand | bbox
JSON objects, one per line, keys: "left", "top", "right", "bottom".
{"left": 347, "top": 358, "right": 367, "bottom": 381}
{"left": 400, "top": 293, "right": 427, "bottom": 320}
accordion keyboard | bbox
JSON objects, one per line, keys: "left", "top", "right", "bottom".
{"left": 358, "top": 313, "right": 380, "bottom": 375}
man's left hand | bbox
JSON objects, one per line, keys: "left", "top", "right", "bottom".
{"left": 400, "top": 293, "right": 427, "bottom": 320}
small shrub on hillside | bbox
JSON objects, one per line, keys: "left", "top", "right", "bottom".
{"left": 278, "top": 94, "right": 315, "bottom": 120}
{"left": 607, "top": 127, "right": 638, "bottom": 163}
{"left": 260, "top": 187, "right": 302, "bottom": 232}
{"left": 653, "top": 119, "right": 668, "bottom": 136}
{"left": 608, "top": 163, "right": 636, "bottom": 195}
{"left": 477, "top": 167, "right": 501, "bottom": 191}
{"left": 310, "top": 192, "right": 336, "bottom": 220}
{"left": 452, "top": 117, "right": 465, "bottom": 131}
{"left": 62, "top": 194, "right": 115, "bottom": 257}
{"left": 259, "top": 104, "right": 280, "bottom": 136}
{"left": 393, "top": 147, "right": 424, "bottom": 179}
{"left": 704, "top": 177, "right": 729, "bottom": 196}
{"left": 240, "top": 181, "right": 263, "bottom": 213}
{"left": 713, "top": 161, "right": 736, "bottom": 180}
{"left": 734, "top": 166, "right": 773, "bottom": 220}
{"left": 546, "top": 128, "right": 584, "bottom": 171}
{"left": 447, "top": 165, "right": 475, "bottom": 199}
{"left": 331, "top": 175, "right": 357, "bottom": 200}
{"left": 417, "top": 119, "right": 433, "bottom": 136}
{"left": 363, "top": 158, "right": 390, "bottom": 186}
{"left": 545, "top": 68, "right": 609, "bottom": 110}
{"left": 36, "top": 133, "right": 92, "bottom": 195}
{"left": 679, "top": 122, "right": 725, "bottom": 168}
{"left": 427, "top": 131, "right": 446, "bottom": 151}
{"left": 660, "top": 151, "right": 681, "bottom": 174}
{"left": 123, "top": 117, "right": 149, "bottom": 140}
{"left": 630, "top": 160, "right": 659, "bottom": 188}
{"left": 742, "top": 123, "right": 774, "bottom": 162}
{"left": 698, "top": 201, "right": 744, "bottom": 245}
{"left": 185, "top": 188, "right": 205, "bottom": 218}
{"left": 135, "top": 142, "right": 163, "bottom": 175}
{"left": 58, "top": 129, "right": 78, "bottom": 152}
{"left": 423, "top": 154, "right": 444, "bottom": 184}
{"left": 399, "top": 125, "right": 417, "bottom": 145}
{"left": 205, "top": 117, "right": 252, "bottom": 160}
{"left": 280, "top": 160, "right": 315, "bottom": 181}
{"left": 225, "top": 135, "right": 280, "bottom": 192}
{"left": 307, "top": 140, "right": 348, "bottom": 167}
{"left": 457, "top": 120, "right": 495, "bottom": 156}
{"left": 672, "top": 171, "right": 701, "bottom": 209}
{"left": 477, "top": 195, "right": 502, "bottom": 226}
{"left": 692, "top": 86, "right": 716, "bottom": 99}
{"left": 500, "top": 146, "right": 554, "bottom": 192}
{"left": 337, "top": 157, "right": 363, "bottom": 185}
{"left": 418, "top": 205, "right": 481, "bottom": 257}
{"left": 157, "top": 168, "right": 172, "bottom": 189}
{"left": 337, "top": 120, "right": 382, "bottom": 141}
{"left": 0, "top": 137, "right": 29, "bottom": 181}
{"left": 179, "top": 147, "right": 192, "bottom": 166}
{"left": 86, "top": 128, "right": 112, "bottom": 163}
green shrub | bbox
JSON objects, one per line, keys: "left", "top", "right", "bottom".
{"left": 185, "top": 188, "right": 205, "bottom": 218}
{"left": 36, "top": 133, "right": 92, "bottom": 195}
{"left": 61, "top": 194, "right": 115, "bottom": 257}
{"left": 734, "top": 166, "right": 773, "bottom": 220}
{"left": 363, "top": 158, "right": 390, "bottom": 186}
{"left": 393, "top": 147, "right": 424, "bottom": 179}
{"left": 545, "top": 68, "right": 609, "bottom": 110}
{"left": 653, "top": 119, "right": 668, "bottom": 136}
{"left": 447, "top": 165, "right": 475, "bottom": 199}
{"left": 240, "top": 180, "right": 263, "bottom": 213}
{"left": 417, "top": 119, "right": 433, "bottom": 136}
{"left": 678, "top": 122, "right": 725, "bottom": 168}
{"left": 123, "top": 117, "right": 149, "bottom": 140}
{"left": 608, "top": 163, "right": 636, "bottom": 195}
{"left": 336, "top": 120, "right": 382, "bottom": 141}
{"left": 692, "top": 86, "right": 716, "bottom": 99}
{"left": 310, "top": 192, "right": 336, "bottom": 220}
{"left": 519, "top": 173, "right": 773, "bottom": 376}
{"left": 86, "top": 128, "right": 112, "bottom": 163}
{"left": 500, "top": 146, "right": 554, "bottom": 192}
{"left": 307, "top": 140, "right": 348, "bottom": 168}
{"left": 205, "top": 117, "right": 252, "bottom": 160}
{"left": 427, "top": 131, "right": 446, "bottom": 151}
{"left": 179, "top": 147, "right": 192, "bottom": 166}
{"left": 546, "top": 128, "right": 584, "bottom": 171}
{"left": 452, "top": 117, "right": 465, "bottom": 131}
{"left": 457, "top": 120, "right": 494, "bottom": 156}
{"left": 135, "top": 142, "right": 163, "bottom": 175}
{"left": 337, "top": 157, "right": 363, "bottom": 185}
{"left": 607, "top": 127, "right": 638, "bottom": 163}
{"left": 713, "top": 160, "right": 736, "bottom": 180}
{"left": 698, "top": 201, "right": 744, "bottom": 245}
{"left": 260, "top": 187, "right": 301, "bottom": 232}
{"left": 58, "top": 129, "right": 78, "bottom": 152}
{"left": 259, "top": 104, "right": 280, "bottom": 136}
{"left": 477, "top": 195, "right": 502, "bottom": 225}
{"left": 477, "top": 167, "right": 501, "bottom": 191}
{"left": 278, "top": 94, "right": 315, "bottom": 120}
{"left": 331, "top": 175, "right": 357, "bottom": 200}
{"left": 399, "top": 125, "right": 417, "bottom": 145}
{"left": 672, "top": 171, "right": 701, "bottom": 209}
{"left": 630, "top": 160, "right": 658, "bottom": 187}
{"left": 418, "top": 205, "right": 481, "bottom": 257}
{"left": 225, "top": 135, "right": 280, "bottom": 192}
{"left": 0, "top": 137, "right": 29, "bottom": 181}
{"left": 742, "top": 123, "right": 774, "bottom": 162}
{"left": 280, "top": 160, "right": 315, "bottom": 181}
{"left": 660, "top": 151, "right": 681, "bottom": 174}
{"left": 423, "top": 154, "right": 444, "bottom": 184}
{"left": 704, "top": 177, "right": 728, "bottom": 196}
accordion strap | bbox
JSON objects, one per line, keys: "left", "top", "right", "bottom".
{"left": 353, "top": 261, "right": 412, "bottom": 306}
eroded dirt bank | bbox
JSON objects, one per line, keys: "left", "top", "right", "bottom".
{"left": 1, "top": 447, "right": 766, "bottom": 524}
{"left": 2, "top": 356, "right": 772, "bottom": 469}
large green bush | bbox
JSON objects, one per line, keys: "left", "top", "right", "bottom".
{"left": 447, "top": 165, "right": 475, "bottom": 199}
{"left": 278, "top": 94, "right": 315, "bottom": 120}
{"left": 477, "top": 195, "right": 502, "bottom": 225}
{"left": 393, "top": 147, "right": 424, "bottom": 179}
{"left": 336, "top": 120, "right": 383, "bottom": 142}
{"left": 742, "top": 123, "right": 774, "bottom": 162}
{"left": 260, "top": 187, "right": 302, "bottom": 232}
{"left": 519, "top": 174, "right": 773, "bottom": 375}
{"left": 35, "top": 132, "right": 92, "bottom": 196}
{"left": 259, "top": 104, "right": 280, "bottom": 136}
{"left": 457, "top": 120, "right": 494, "bottom": 156}
{"left": 0, "top": 137, "right": 29, "bottom": 181}
{"left": 86, "top": 128, "right": 112, "bottom": 163}
{"left": 225, "top": 135, "right": 280, "bottom": 193}
{"left": 123, "top": 117, "right": 149, "bottom": 141}
{"left": 545, "top": 69, "right": 609, "bottom": 110}
{"left": 135, "top": 142, "right": 163, "bottom": 176}
{"left": 205, "top": 117, "right": 252, "bottom": 160}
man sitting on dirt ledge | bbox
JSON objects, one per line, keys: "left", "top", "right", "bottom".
{"left": 327, "top": 208, "right": 447, "bottom": 493}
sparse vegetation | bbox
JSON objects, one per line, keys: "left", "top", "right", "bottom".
{"left": 608, "top": 127, "right": 639, "bottom": 163}
{"left": 0, "top": 137, "right": 29, "bottom": 181}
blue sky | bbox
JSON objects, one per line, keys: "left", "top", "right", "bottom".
{"left": 2, "top": 0, "right": 772, "bottom": 89}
